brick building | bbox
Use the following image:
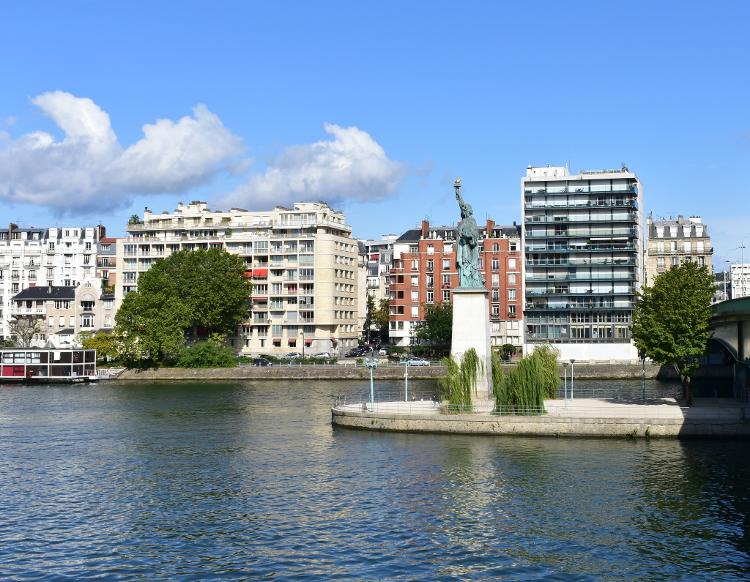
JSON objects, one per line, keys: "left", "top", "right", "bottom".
{"left": 388, "top": 219, "right": 522, "bottom": 348}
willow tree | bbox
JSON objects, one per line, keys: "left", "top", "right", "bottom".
{"left": 632, "top": 261, "right": 714, "bottom": 406}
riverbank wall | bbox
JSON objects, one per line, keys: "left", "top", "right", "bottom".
{"left": 115, "top": 362, "right": 666, "bottom": 382}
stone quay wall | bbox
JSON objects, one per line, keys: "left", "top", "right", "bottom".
{"left": 115, "top": 362, "right": 665, "bottom": 382}
{"left": 331, "top": 408, "right": 750, "bottom": 438}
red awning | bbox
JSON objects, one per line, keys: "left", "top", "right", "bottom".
{"left": 252, "top": 268, "right": 268, "bottom": 278}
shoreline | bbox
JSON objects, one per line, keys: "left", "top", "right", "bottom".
{"left": 112, "top": 361, "right": 669, "bottom": 382}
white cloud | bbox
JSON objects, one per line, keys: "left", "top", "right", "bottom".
{"left": 0, "top": 91, "right": 244, "bottom": 212}
{"left": 222, "top": 123, "right": 406, "bottom": 209}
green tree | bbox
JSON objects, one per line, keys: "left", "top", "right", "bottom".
{"left": 114, "top": 248, "right": 251, "bottom": 366}
{"left": 127, "top": 214, "right": 142, "bottom": 225}
{"left": 632, "top": 261, "right": 714, "bottom": 406}
{"left": 374, "top": 298, "right": 390, "bottom": 342}
{"left": 175, "top": 338, "right": 237, "bottom": 368}
{"left": 363, "top": 294, "right": 376, "bottom": 342}
{"left": 414, "top": 302, "right": 452, "bottom": 356}
{"left": 81, "top": 331, "right": 119, "bottom": 363}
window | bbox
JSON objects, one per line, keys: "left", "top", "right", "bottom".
{"left": 491, "top": 259, "right": 499, "bottom": 271}
{"left": 442, "top": 289, "right": 450, "bottom": 302}
{"left": 411, "top": 276, "right": 418, "bottom": 287}
{"left": 508, "top": 273, "right": 516, "bottom": 285}
{"left": 492, "top": 243, "right": 499, "bottom": 252}
{"left": 427, "top": 260, "right": 433, "bottom": 272}
{"left": 696, "top": 241, "right": 704, "bottom": 252}
{"left": 492, "top": 290, "right": 499, "bottom": 302}
{"left": 508, "top": 258, "right": 517, "bottom": 270}
{"left": 411, "top": 259, "right": 418, "bottom": 270}
{"left": 698, "top": 256, "right": 705, "bottom": 267}
{"left": 657, "top": 242, "right": 664, "bottom": 253}
{"left": 508, "top": 304, "right": 516, "bottom": 317}
{"left": 411, "top": 291, "right": 419, "bottom": 302}
{"left": 508, "top": 289, "right": 517, "bottom": 301}
{"left": 442, "top": 274, "right": 450, "bottom": 286}
{"left": 59, "top": 316, "right": 64, "bottom": 327}
{"left": 411, "top": 306, "right": 419, "bottom": 318}
{"left": 426, "top": 291, "right": 434, "bottom": 303}
{"left": 672, "top": 257, "right": 679, "bottom": 267}
{"left": 683, "top": 242, "right": 691, "bottom": 253}
{"left": 81, "top": 314, "right": 94, "bottom": 328}
{"left": 509, "top": 242, "right": 517, "bottom": 252}
{"left": 491, "top": 304, "right": 500, "bottom": 317}
{"left": 442, "top": 259, "right": 450, "bottom": 270}
{"left": 491, "top": 274, "right": 500, "bottom": 287}
{"left": 69, "top": 315, "right": 75, "bottom": 327}
{"left": 670, "top": 241, "right": 677, "bottom": 252}
{"left": 427, "top": 245, "right": 434, "bottom": 255}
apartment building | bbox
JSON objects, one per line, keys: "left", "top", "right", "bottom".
{"left": 0, "top": 225, "right": 105, "bottom": 341}
{"left": 389, "top": 219, "right": 523, "bottom": 348}
{"left": 115, "top": 201, "right": 359, "bottom": 355}
{"left": 357, "top": 235, "right": 397, "bottom": 337}
{"left": 522, "top": 165, "right": 642, "bottom": 361}
{"left": 645, "top": 214, "right": 713, "bottom": 285}
{"left": 731, "top": 263, "right": 750, "bottom": 299}
{"left": 10, "top": 280, "right": 114, "bottom": 347}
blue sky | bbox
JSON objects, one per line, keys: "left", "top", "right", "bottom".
{"left": 1, "top": 1, "right": 748, "bottom": 267}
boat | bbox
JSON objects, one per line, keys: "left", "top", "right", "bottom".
{"left": 0, "top": 349, "right": 98, "bottom": 383}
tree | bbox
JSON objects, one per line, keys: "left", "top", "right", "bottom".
{"left": 9, "top": 315, "right": 43, "bottom": 348}
{"left": 632, "top": 261, "right": 714, "bottom": 406}
{"left": 374, "top": 299, "right": 390, "bottom": 343}
{"left": 114, "top": 248, "right": 251, "bottom": 366}
{"left": 127, "top": 214, "right": 142, "bottom": 225}
{"left": 363, "top": 294, "right": 376, "bottom": 343}
{"left": 414, "top": 302, "right": 452, "bottom": 356}
{"left": 81, "top": 331, "right": 119, "bottom": 363}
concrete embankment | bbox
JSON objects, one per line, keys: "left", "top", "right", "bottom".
{"left": 115, "top": 361, "right": 666, "bottom": 382}
{"left": 331, "top": 399, "right": 750, "bottom": 438}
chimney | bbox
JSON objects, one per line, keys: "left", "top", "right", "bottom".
{"left": 420, "top": 219, "right": 429, "bottom": 239}
{"left": 48, "top": 283, "right": 53, "bottom": 295}
{"left": 486, "top": 219, "right": 495, "bottom": 238}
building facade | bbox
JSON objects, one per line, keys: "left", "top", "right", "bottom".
{"left": 0, "top": 225, "right": 105, "bottom": 341}
{"left": 115, "top": 201, "right": 359, "bottom": 356}
{"left": 388, "top": 219, "right": 523, "bottom": 348}
{"left": 645, "top": 214, "right": 713, "bottom": 285}
{"left": 731, "top": 263, "right": 750, "bottom": 299}
{"left": 522, "top": 165, "right": 642, "bottom": 361}
{"left": 357, "top": 235, "right": 397, "bottom": 339}
{"left": 10, "top": 280, "right": 113, "bottom": 348}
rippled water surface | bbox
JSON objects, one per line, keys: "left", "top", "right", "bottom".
{"left": 1, "top": 379, "right": 750, "bottom": 580}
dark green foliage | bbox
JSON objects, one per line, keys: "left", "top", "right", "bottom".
{"left": 440, "top": 348, "right": 482, "bottom": 410}
{"left": 81, "top": 331, "right": 119, "bottom": 363}
{"left": 632, "top": 261, "right": 714, "bottom": 405}
{"left": 493, "top": 346, "right": 559, "bottom": 414}
{"left": 114, "top": 248, "right": 251, "bottom": 366}
{"left": 499, "top": 343, "right": 517, "bottom": 361}
{"left": 176, "top": 341, "right": 237, "bottom": 368}
{"left": 414, "top": 302, "right": 452, "bottom": 357}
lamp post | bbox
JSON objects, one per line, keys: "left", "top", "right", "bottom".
{"left": 569, "top": 359, "right": 576, "bottom": 401}
{"left": 366, "top": 357, "right": 379, "bottom": 411}
{"left": 638, "top": 349, "right": 646, "bottom": 402}
{"left": 404, "top": 360, "right": 409, "bottom": 402}
{"left": 741, "top": 245, "right": 747, "bottom": 298}
{"left": 724, "top": 260, "right": 730, "bottom": 301}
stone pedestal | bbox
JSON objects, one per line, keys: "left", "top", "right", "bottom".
{"left": 451, "top": 288, "right": 493, "bottom": 402}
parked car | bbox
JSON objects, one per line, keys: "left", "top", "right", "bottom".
{"left": 283, "top": 352, "right": 303, "bottom": 359}
{"left": 253, "top": 358, "right": 273, "bottom": 367}
{"left": 345, "top": 347, "right": 368, "bottom": 358}
{"left": 400, "top": 358, "right": 430, "bottom": 366}
{"left": 312, "top": 352, "right": 331, "bottom": 359}
{"left": 377, "top": 348, "right": 388, "bottom": 356}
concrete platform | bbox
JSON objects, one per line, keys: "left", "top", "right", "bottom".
{"left": 331, "top": 398, "right": 750, "bottom": 438}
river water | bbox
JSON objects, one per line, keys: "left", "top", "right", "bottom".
{"left": 1, "top": 379, "right": 749, "bottom": 580}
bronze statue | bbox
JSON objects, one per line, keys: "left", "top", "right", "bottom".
{"left": 454, "top": 178, "right": 484, "bottom": 288}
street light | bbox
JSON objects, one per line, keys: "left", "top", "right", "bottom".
{"left": 365, "top": 357, "right": 379, "bottom": 411}
{"left": 724, "top": 260, "right": 731, "bottom": 301}
{"left": 569, "top": 359, "right": 576, "bottom": 401}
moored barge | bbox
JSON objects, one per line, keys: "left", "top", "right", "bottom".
{"left": 0, "top": 349, "right": 97, "bottom": 383}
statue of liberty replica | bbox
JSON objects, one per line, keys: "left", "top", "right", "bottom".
{"left": 451, "top": 178, "right": 493, "bottom": 403}
{"left": 454, "top": 178, "right": 485, "bottom": 289}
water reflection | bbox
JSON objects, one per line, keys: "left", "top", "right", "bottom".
{"left": 0, "top": 380, "right": 748, "bottom": 579}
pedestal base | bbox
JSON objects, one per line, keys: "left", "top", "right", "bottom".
{"left": 450, "top": 288, "right": 493, "bottom": 401}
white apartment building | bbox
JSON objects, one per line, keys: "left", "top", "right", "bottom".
{"left": 522, "top": 165, "right": 643, "bottom": 362}
{"left": 645, "top": 214, "right": 713, "bottom": 285}
{"left": 731, "top": 263, "right": 750, "bottom": 299}
{"left": 0, "top": 225, "right": 104, "bottom": 341}
{"left": 357, "top": 235, "right": 397, "bottom": 338}
{"left": 115, "top": 201, "right": 359, "bottom": 356}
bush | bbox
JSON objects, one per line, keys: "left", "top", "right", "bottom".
{"left": 440, "top": 349, "right": 482, "bottom": 410}
{"left": 175, "top": 341, "right": 237, "bottom": 368}
{"left": 493, "top": 344, "right": 559, "bottom": 413}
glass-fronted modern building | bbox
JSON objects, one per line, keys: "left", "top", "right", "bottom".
{"left": 522, "top": 165, "right": 642, "bottom": 361}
